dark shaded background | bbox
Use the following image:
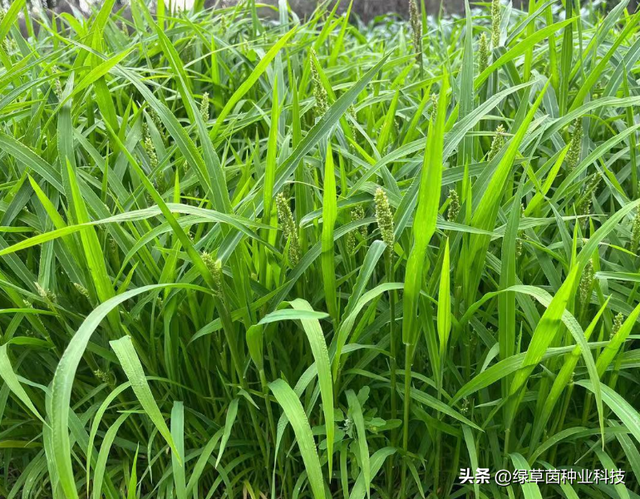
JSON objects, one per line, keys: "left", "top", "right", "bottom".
{"left": 7, "top": 0, "right": 636, "bottom": 21}
{"left": 4, "top": 0, "right": 528, "bottom": 19}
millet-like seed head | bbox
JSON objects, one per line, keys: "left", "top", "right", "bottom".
{"left": 200, "top": 92, "right": 210, "bottom": 122}
{"left": 374, "top": 188, "right": 395, "bottom": 251}
{"left": 611, "top": 312, "right": 624, "bottom": 336}
{"left": 579, "top": 260, "right": 594, "bottom": 306}
{"left": 488, "top": 124, "right": 506, "bottom": 161}
{"left": 491, "top": 0, "right": 501, "bottom": 48}
{"left": 447, "top": 189, "right": 460, "bottom": 223}
{"left": 479, "top": 33, "right": 489, "bottom": 74}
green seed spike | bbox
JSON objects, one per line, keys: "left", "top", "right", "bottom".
{"left": 488, "top": 124, "right": 505, "bottom": 161}
{"left": 73, "top": 283, "right": 90, "bottom": 298}
{"left": 579, "top": 260, "right": 594, "bottom": 306}
{"left": 577, "top": 174, "right": 601, "bottom": 218}
{"left": 54, "top": 79, "right": 63, "bottom": 100}
{"left": 347, "top": 205, "right": 366, "bottom": 253}
{"left": 202, "top": 252, "right": 224, "bottom": 299}
{"left": 430, "top": 93, "right": 438, "bottom": 120}
{"left": 611, "top": 312, "right": 624, "bottom": 337}
{"left": 310, "top": 49, "right": 328, "bottom": 118}
{"left": 479, "top": 32, "right": 489, "bottom": 74}
{"left": 515, "top": 203, "right": 525, "bottom": 257}
{"left": 35, "top": 282, "right": 56, "bottom": 303}
{"left": 200, "top": 92, "right": 210, "bottom": 122}
{"left": 447, "top": 189, "right": 460, "bottom": 222}
{"left": 566, "top": 119, "right": 583, "bottom": 170}
{"left": 491, "top": 0, "right": 501, "bottom": 48}
{"left": 143, "top": 135, "right": 158, "bottom": 170}
{"left": 353, "top": 205, "right": 367, "bottom": 237}
{"left": 631, "top": 209, "right": 640, "bottom": 252}
{"left": 515, "top": 234, "right": 524, "bottom": 258}
{"left": 374, "top": 187, "right": 394, "bottom": 252}
{"left": 409, "top": 0, "right": 422, "bottom": 67}
{"left": 149, "top": 107, "right": 163, "bottom": 131}
{"left": 276, "top": 192, "right": 301, "bottom": 267}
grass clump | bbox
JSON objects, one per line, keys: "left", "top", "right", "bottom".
{"left": 1, "top": 1, "right": 640, "bottom": 498}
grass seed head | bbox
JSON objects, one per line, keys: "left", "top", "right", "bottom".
{"left": 631, "top": 209, "right": 640, "bottom": 252}
{"left": 353, "top": 205, "right": 368, "bottom": 238}
{"left": 202, "top": 252, "right": 224, "bottom": 298}
{"left": 94, "top": 369, "right": 114, "bottom": 386}
{"left": 375, "top": 188, "right": 394, "bottom": 251}
{"left": 200, "top": 92, "right": 210, "bottom": 122}
{"left": 488, "top": 124, "right": 506, "bottom": 161}
{"left": 4, "top": 38, "right": 16, "bottom": 54}
{"left": 430, "top": 93, "right": 438, "bottom": 120}
{"left": 73, "top": 282, "right": 90, "bottom": 298}
{"left": 491, "top": 0, "right": 501, "bottom": 48}
{"left": 143, "top": 134, "right": 158, "bottom": 170}
{"left": 447, "top": 189, "right": 460, "bottom": 223}
{"left": 347, "top": 205, "right": 367, "bottom": 253}
{"left": 612, "top": 312, "right": 624, "bottom": 336}
{"left": 276, "top": 193, "right": 301, "bottom": 266}
{"left": 479, "top": 33, "right": 489, "bottom": 74}
{"left": 35, "top": 282, "right": 56, "bottom": 303}
{"left": 409, "top": 0, "right": 423, "bottom": 66}
{"left": 579, "top": 260, "right": 594, "bottom": 306}
{"left": 515, "top": 234, "right": 524, "bottom": 257}
{"left": 310, "top": 49, "right": 328, "bottom": 118}
{"left": 566, "top": 120, "right": 583, "bottom": 170}
{"left": 578, "top": 174, "right": 601, "bottom": 218}
{"left": 54, "top": 78, "right": 63, "bottom": 100}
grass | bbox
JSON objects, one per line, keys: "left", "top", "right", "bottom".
{"left": 1, "top": 0, "right": 640, "bottom": 498}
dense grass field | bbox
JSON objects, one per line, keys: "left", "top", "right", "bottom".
{"left": 1, "top": 0, "right": 640, "bottom": 497}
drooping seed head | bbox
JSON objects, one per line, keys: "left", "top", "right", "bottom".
{"left": 35, "top": 282, "right": 57, "bottom": 302}
{"left": 374, "top": 188, "right": 394, "bottom": 251}
{"left": 73, "top": 282, "right": 90, "bottom": 298}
